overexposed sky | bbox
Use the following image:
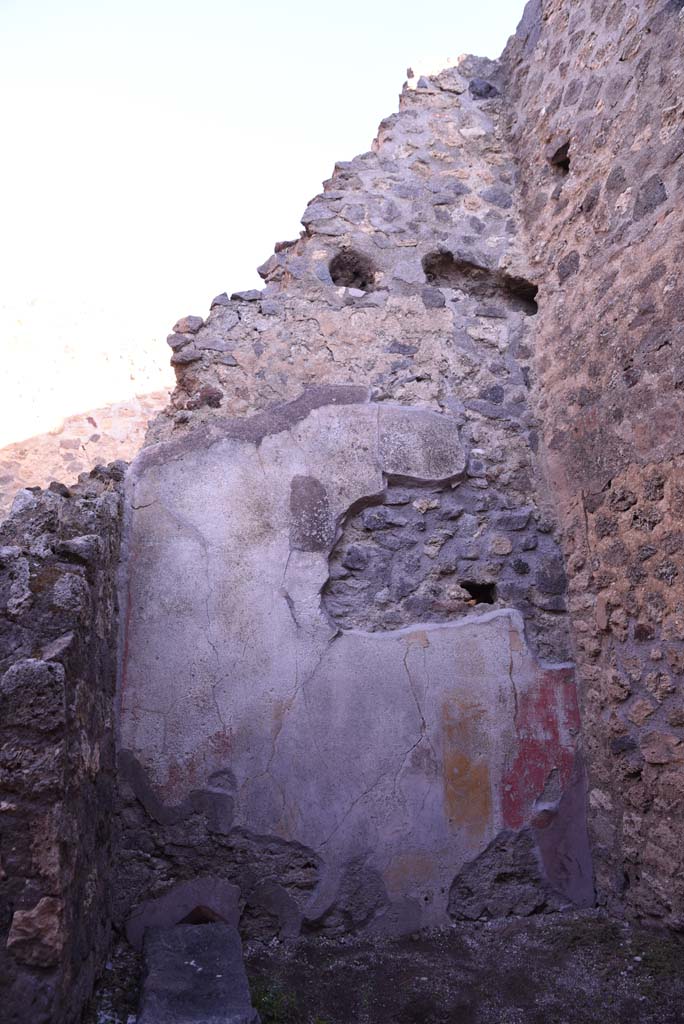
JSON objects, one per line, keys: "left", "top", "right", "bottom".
{"left": 0, "top": 0, "right": 524, "bottom": 444}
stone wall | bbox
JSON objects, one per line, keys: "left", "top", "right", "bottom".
{"left": 118, "top": 0, "right": 684, "bottom": 936}
{"left": 0, "top": 392, "right": 170, "bottom": 520}
{"left": 116, "top": 54, "right": 592, "bottom": 940}
{"left": 0, "top": 465, "right": 124, "bottom": 1023}
{"left": 501, "top": 0, "right": 684, "bottom": 927}
{"left": 3, "top": 3, "right": 683, "bottom": 1016}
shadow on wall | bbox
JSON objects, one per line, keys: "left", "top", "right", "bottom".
{"left": 0, "top": 390, "right": 170, "bottom": 517}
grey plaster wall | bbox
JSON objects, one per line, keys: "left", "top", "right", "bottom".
{"left": 118, "top": 392, "right": 591, "bottom": 933}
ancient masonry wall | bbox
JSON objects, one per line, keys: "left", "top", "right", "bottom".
{"left": 0, "top": 466, "right": 124, "bottom": 1024}
{"left": 1, "top": 1, "right": 683, "bottom": 1017}
{"left": 115, "top": 50, "right": 592, "bottom": 942}
{"left": 0, "top": 392, "right": 170, "bottom": 521}
{"left": 503, "top": 0, "right": 684, "bottom": 927}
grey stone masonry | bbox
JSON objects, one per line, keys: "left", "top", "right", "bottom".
{"left": 138, "top": 924, "right": 259, "bottom": 1024}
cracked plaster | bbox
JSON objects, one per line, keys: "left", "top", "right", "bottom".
{"left": 119, "top": 396, "right": 583, "bottom": 929}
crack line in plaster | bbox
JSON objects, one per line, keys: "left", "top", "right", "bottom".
{"left": 280, "top": 549, "right": 294, "bottom": 590}
{"left": 281, "top": 589, "right": 300, "bottom": 629}
{"left": 159, "top": 501, "right": 225, "bottom": 734}
{"left": 244, "top": 648, "right": 301, "bottom": 791}
{"left": 421, "top": 645, "right": 439, "bottom": 761}
{"left": 387, "top": 649, "right": 440, "bottom": 841}
{"left": 414, "top": 647, "right": 438, "bottom": 823}
{"left": 202, "top": 574, "right": 225, "bottom": 730}
{"left": 318, "top": 645, "right": 433, "bottom": 850}
{"left": 507, "top": 620, "right": 520, "bottom": 730}
{"left": 317, "top": 766, "right": 395, "bottom": 851}
{"left": 390, "top": 732, "right": 427, "bottom": 827}
{"left": 403, "top": 644, "right": 438, "bottom": 762}
{"left": 238, "top": 635, "right": 337, "bottom": 823}
{"left": 319, "top": 717, "right": 432, "bottom": 852}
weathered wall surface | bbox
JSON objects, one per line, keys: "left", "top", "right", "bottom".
{"left": 119, "top": 393, "right": 590, "bottom": 934}
{"left": 6, "top": 3, "right": 682, "bottom": 1011}
{"left": 117, "top": 56, "right": 592, "bottom": 939}
{"left": 502, "top": 0, "right": 684, "bottom": 926}
{"left": 0, "top": 466, "right": 124, "bottom": 1022}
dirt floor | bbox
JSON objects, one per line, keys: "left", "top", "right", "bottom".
{"left": 86, "top": 911, "right": 684, "bottom": 1024}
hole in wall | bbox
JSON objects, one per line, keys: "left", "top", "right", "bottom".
{"left": 422, "top": 253, "right": 538, "bottom": 316}
{"left": 504, "top": 275, "right": 539, "bottom": 314}
{"left": 178, "top": 905, "right": 226, "bottom": 926}
{"left": 329, "top": 249, "right": 376, "bottom": 291}
{"left": 460, "top": 581, "right": 497, "bottom": 605}
{"left": 548, "top": 141, "right": 571, "bottom": 175}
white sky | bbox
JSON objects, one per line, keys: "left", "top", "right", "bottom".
{"left": 0, "top": 0, "right": 524, "bottom": 445}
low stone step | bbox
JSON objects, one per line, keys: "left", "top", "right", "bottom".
{"left": 138, "top": 923, "right": 259, "bottom": 1024}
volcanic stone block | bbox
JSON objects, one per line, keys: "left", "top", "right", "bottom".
{"left": 138, "top": 924, "right": 258, "bottom": 1024}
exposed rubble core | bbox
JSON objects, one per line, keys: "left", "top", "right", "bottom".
{"left": 324, "top": 478, "right": 572, "bottom": 661}
{"left": 447, "top": 829, "right": 568, "bottom": 921}
{"left": 1, "top": 1, "right": 683, "bottom": 1021}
